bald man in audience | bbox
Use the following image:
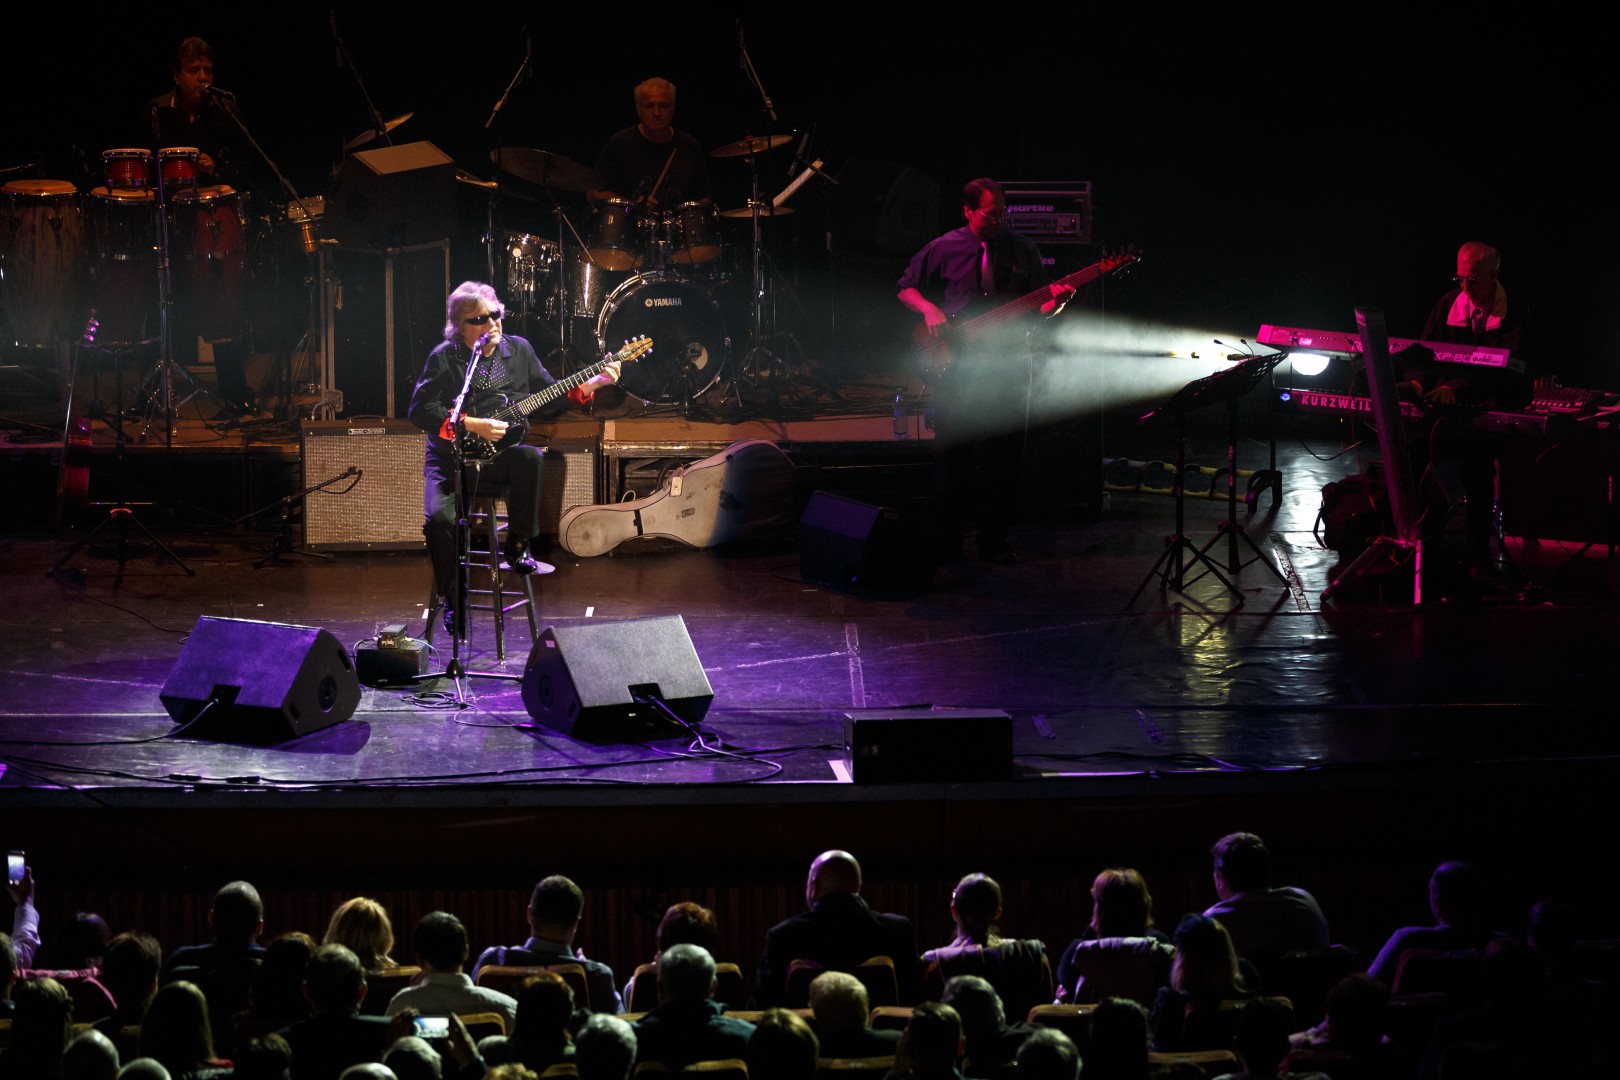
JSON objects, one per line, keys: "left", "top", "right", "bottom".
{"left": 751, "top": 849, "right": 919, "bottom": 1007}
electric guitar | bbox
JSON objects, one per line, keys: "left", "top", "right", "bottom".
{"left": 56, "top": 311, "right": 98, "bottom": 528}
{"left": 914, "top": 245, "right": 1141, "bottom": 380}
{"left": 443, "top": 336, "right": 652, "bottom": 461}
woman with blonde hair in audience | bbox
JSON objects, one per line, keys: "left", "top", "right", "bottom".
{"left": 138, "top": 980, "right": 233, "bottom": 1079}
{"left": 1148, "top": 914, "right": 1251, "bottom": 1052}
{"left": 321, "top": 897, "right": 397, "bottom": 973}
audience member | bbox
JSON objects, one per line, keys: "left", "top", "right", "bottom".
{"left": 751, "top": 850, "right": 920, "bottom": 1006}
{"left": 6, "top": 865, "right": 40, "bottom": 969}
{"left": 231, "top": 1034, "right": 295, "bottom": 1080}
{"left": 573, "top": 1013, "right": 636, "bottom": 1080}
{"left": 924, "top": 873, "right": 1051, "bottom": 1019}
{"left": 1285, "top": 973, "right": 1411, "bottom": 1079}
{"left": 324, "top": 899, "right": 399, "bottom": 976}
{"left": 232, "top": 932, "right": 318, "bottom": 1047}
{"left": 1149, "top": 914, "right": 1251, "bottom": 1053}
{"left": 746, "top": 1007, "right": 821, "bottom": 1080}
{"left": 808, "top": 970, "right": 901, "bottom": 1059}
{"left": 1528, "top": 898, "right": 1607, "bottom": 1013}
{"left": 278, "top": 944, "right": 401, "bottom": 1080}
{"left": 655, "top": 902, "right": 720, "bottom": 956}
{"left": 94, "top": 931, "right": 163, "bottom": 1053}
{"left": 163, "top": 880, "right": 269, "bottom": 1038}
{"left": 1213, "top": 996, "right": 1329, "bottom": 1080}
{"left": 138, "top": 981, "right": 233, "bottom": 1080}
{"left": 471, "top": 876, "right": 621, "bottom": 1013}
{"left": 63, "top": 1028, "right": 122, "bottom": 1080}
{"left": 118, "top": 1061, "right": 174, "bottom": 1080}
{"left": 1054, "top": 868, "right": 1173, "bottom": 1006}
{"left": 476, "top": 971, "right": 575, "bottom": 1074}
{"left": 1203, "top": 833, "right": 1329, "bottom": 973}
{"left": 890, "top": 1001, "right": 964, "bottom": 1080}
{"left": 0, "top": 976, "right": 75, "bottom": 1079}
{"left": 335, "top": 1067, "right": 395, "bottom": 1080}
{"left": 1416, "top": 936, "right": 1579, "bottom": 1080}
{"left": 942, "top": 974, "right": 1035, "bottom": 1077}
{"left": 380, "top": 1036, "right": 442, "bottom": 1080}
{"left": 1366, "top": 860, "right": 1501, "bottom": 988}
{"left": 630, "top": 943, "right": 755, "bottom": 1068}
{"left": 386, "top": 911, "right": 517, "bottom": 1033}
{"left": 1084, "top": 997, "right": 1150, "bottom": 1080}
{"left": 0, "top": 933, "right": 16, "bottom": 1018}
{"left": 484, "top": 1067, "right": 538, "bottom": 1080}
{"left": 38, "top": 911, "right": 112, "bottom": 971}
{"left": 1014, "top": 1028, "right": 1079, "bottom": 1080}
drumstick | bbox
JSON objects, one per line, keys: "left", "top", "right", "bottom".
{"left": 646, "top": 149, "right": 677, "bottom": 204}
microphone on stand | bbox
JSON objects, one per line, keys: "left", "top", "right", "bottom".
{"left": 788, "top": 125, "right": 813, "bottom": 180}
{"left": 206, "top": 85, "right": 237, "bottom": 100}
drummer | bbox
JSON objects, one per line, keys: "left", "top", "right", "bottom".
{"left": 586, "top": 77, "right": 713, "bottom": 212}
{"left": 144, "top": 37, "right": 251, "bottom": 192}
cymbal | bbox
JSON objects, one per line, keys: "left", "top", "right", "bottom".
{"left": 709, "top": 134, "right": 794, "bottom": 159}
{"left": 491, "top": 147, "right": 600, "bottom": 192}
{"left": 719, "top": 204, "right": 796, "bottom": 219}
{"left": 342, "top": 113, "right": 414, "bottom": 152}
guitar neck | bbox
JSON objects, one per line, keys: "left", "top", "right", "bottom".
{"left": 495, "top": 355, "right": 615, "bottom": 424}
{"left": 961, "top": 255, "right": 1129, "bottom": 338}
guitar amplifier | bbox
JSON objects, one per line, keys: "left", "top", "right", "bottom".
{"left": 538, "top": 440, "right": 599, "bottom": 537}
{"left": 300, "top": 420, "right": 426, "bottom": 551}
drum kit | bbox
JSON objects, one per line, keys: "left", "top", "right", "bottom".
{"left": 481, "top": 131, "right": 804, "bottom": 413}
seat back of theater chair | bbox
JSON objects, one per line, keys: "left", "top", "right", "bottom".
{"left": 477, "top": 963, "right": 592, "bottom": 1012}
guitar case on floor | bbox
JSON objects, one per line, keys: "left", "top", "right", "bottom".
{"left": 557, "top": 438, "right": 796, "bottom": 557}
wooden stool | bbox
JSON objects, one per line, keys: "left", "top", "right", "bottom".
{"left": 425, "top": 488, "right": 547, "bottom": 662}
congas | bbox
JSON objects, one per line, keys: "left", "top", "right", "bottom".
{"left": 170, "top": 185, "right": 248, "bottom": 341}
{"left": 596, "top": 273, "right": 728, "bottom": 402}
{"left": 102, "top": 148, "right": 154, "bottom": 192}
{"left": 86, "top": 187, "right": 159, "bottom": 345}
{"left": 669, "top": 200, "right": 722, "bottom": 265}
{"left": 503, "top": 231, "right": 558, "bottom": 318}
{"left": 1, "top": 180, "right": 85, "bottom": 348}
{"left": 158, "top": 147, "right": 200, "bottom": 192}
{"left": 586, "top": 198, "right": 642, "bottom": 271}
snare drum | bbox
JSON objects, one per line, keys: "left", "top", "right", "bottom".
{"left": 669, "top": 200, "right": 722, "bottom": 265}
{"left": 1, "top": 180, "right": 85, "bottom": 348}
{"left": 586, "top": 197, "right": 642, "bottom": 271}
{"left": 171, "top": 185, "right": 249, "bottom": 341}
{"left": 158, "top": 147, "right": 200, "bottom": 191}
{"left": 102, "top": 149, "right": 154, "bottom": 192}
{"left": 87, "top": 187, "right": 159, "bottom": 345}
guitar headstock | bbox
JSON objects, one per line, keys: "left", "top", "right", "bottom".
{"left": 615, "top": 335, "right": 653, "bottom": 365}
{"left": 1103, "top": 245, "right": 1142, "bottom": 273}
{"left": 80, "top": 309, "right": 100, "bottom": 345}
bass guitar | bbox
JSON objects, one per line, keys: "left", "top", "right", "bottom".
{"left": 914, "top": 245, "right": 1140, "bottom": 380}
{"left": 443, "top": 335, "right": 652, "bottom": 461}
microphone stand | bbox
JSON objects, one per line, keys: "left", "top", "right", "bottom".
{"left": 485, "top": 42, "right": 530, "bottom": 130}
{"left": 239, "top": 467, "right": 355, "bottom": 567}
{"left": 331, "top": 13, "right": 390, "bottom": 150}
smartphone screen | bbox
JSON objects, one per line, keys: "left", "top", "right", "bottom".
{"left": 6, "top": 851, "right": 22, "bottom": 886}
{"left": 414, "top": 1016, "right": 450, "bottom": 1040}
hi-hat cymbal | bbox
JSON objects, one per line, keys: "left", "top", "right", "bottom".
{"left": 709, "top": 134, "right": 794, "bottom": 159}
{"left": 719, "top": 204, "right": 795, "bottom": 219}
{"left": 342, "top": 113, "right": 414, "bottom": 152}
{"left": 491, "top": 147, "right": 600, "bottom": 192}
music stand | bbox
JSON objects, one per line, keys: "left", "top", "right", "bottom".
{"left": 1126, "top": 365, "right": 1256, "bottom": 606}
{"left": 1191, "top": 353, "right": 1290, "bottom": 585}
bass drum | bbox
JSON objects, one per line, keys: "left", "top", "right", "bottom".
{"left": 596, "top": 273, "right": 728, "bottom": 403}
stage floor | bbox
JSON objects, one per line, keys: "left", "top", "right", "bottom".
{"left": 7, "top": 418, "right": 1619, "bottom": 814}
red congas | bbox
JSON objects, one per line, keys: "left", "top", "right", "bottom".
{"left": 170, "top": 184, "right": 248, "bottom": 341}
{"left": 102, "top": 148, "right": 154, "bottom": 192}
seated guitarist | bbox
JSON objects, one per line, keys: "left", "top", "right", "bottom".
{"left": 408, "top": 281, "right": 619, "bottom": 634}
{"left": 897, "top": 177, "right": 1073, "bottom": 565}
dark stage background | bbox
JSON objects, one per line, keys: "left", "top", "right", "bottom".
{"left": 4, "top": 10, "right": 1606, "bottom": 384}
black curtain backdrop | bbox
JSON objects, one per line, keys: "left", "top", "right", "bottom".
{"left": 7, "top": 8, "right": 1605, "bottom": 386}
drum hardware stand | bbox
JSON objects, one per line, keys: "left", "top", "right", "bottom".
{"left": 49, "top": 326, "right": 193, "bottom": 579}
{"left": 236, "top": 467, "right": 354, "bottom": 568}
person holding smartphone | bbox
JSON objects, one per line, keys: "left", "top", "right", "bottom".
{"left": 6, "top": 855, "right": 39, "bottom": 971}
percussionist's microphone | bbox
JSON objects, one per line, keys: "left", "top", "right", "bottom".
{"left": 206, "top": 85, "right": 237, "bottom": 100}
